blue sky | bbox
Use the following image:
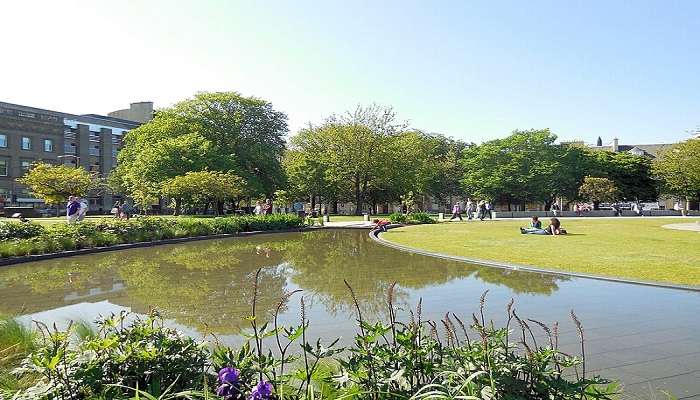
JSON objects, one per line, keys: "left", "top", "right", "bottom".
{"left": 1, "top": 1, "right": 698, "bottom": 144}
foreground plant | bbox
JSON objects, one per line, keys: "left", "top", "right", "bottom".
{"left": 9, "top": 271, "right": 618, "bottom": 399}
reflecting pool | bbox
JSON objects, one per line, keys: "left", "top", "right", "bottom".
{"left": 0, "top": 229, "right": 698, "bottom": 398}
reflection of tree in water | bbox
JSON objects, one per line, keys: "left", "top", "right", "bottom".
{"left": 473, "top": 268, "right": 568, "bottom": 295}
{"left": 283, "top": 230, "right": 469, "bottom": 319}
{"left": 0, "top": 230, "right": 566, "bottom": 335}
{"left": 284, "top": 230, "right": 566, "bottom": 319}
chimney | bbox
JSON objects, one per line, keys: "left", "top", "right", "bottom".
{"left": 612, "top": 137, "right": 619, "bottom": 152}
{"left": 596, "top": 136, "right": 603, "bottom": 147}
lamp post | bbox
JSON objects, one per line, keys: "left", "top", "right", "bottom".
{"left": 57, "top": 155, "right": 80, "bottom": 168}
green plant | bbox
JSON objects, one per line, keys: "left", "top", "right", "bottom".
{"left": 407, "top": 212, "right": 436, "bottom": 224}
{"left": 388, "top": 212, "right": 407, "bottom": 224}
{"left": 0, "top": 222, "right": 45, "bottom": 240}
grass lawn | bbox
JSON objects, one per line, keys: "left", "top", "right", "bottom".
{"left": 381, "top": 217, "right": 700, "bottom": 286}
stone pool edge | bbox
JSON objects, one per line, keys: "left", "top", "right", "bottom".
{"left": 0, "top": 226, "right": 368, "bottom": 267}
{"left": 371, "top": 228, "right": 700, "bottom": 293}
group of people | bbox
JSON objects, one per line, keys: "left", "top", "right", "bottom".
{"left": 111, "top": 201, "right": 134, "bottom": 220}
{"left": 520, "top": 216, "right": 567, "bottom": 235}
{"left": 449, "top": 199, "right": 493, "bottom": 221}
{"left": 66, "top": 196, "right": 89, "bottom": 224}
{"left": 253, "top": 199, "right": 274, "bottom": 215}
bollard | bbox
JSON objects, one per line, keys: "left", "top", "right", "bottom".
{"left": 363, "top": 214, "right": 369, "bottom": 222}
{"left": 438, "top": 212, "right": 444, "bottom": 220}
{"left": 323, "top": 215, "right": 330, "bottom": 223}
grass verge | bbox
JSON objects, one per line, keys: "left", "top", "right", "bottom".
{"left": 381, "top": 217, "right": 700, "bottom": 286}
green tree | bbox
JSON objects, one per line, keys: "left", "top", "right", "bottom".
{"left": 653, "top": 138, "right": 700, "bottom": 207}
{"left": 588, "top": 151, "right": 658, "bottom": 201}
{"left": 17, "top": 163, "right": 97, "bottom": 205}
{"left": 461, "top": 129, "right": 562, "bottom": 208}
{"left": 578, "top": 176, "right": 620, "bottom": 208}
{"left": 288, "top": 105, "right": 403, "bottom": 214}
{"left": 161, "top": 171, "right": 245, "bottom": 215}
{"left": 273, "top": 189, "right": 293, "bottom": 213}
{"left": 113, "top": 91, "right": 287, "bottom": 203}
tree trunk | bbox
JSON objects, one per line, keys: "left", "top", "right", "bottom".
{"left": 354, "top": 178, "right": 362, "bottom": 215}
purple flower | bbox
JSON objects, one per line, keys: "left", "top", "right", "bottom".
{"left": 248, "top": 380, "right": 273, "bottom": 400}
{"left": 218, "top": 367, "right": 240, "bottom": 385}
{"left": 216, "top": 367, "right": 241, "bottom": 400}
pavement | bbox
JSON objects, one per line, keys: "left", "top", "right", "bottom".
{"left": 662, "top": 222, "right": 700, "bottom": 232}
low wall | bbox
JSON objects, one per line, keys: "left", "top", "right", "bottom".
{"left": 492, "top": 210, "right": 698, "bottom": 218}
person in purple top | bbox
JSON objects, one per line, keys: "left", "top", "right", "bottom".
{"left": 448, "top": 202, "right": 462, "bottom": 221}
{"left": 66, "top": 196, "right": 80, "bottom": 224}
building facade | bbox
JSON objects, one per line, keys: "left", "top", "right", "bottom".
{"left": 0, "top": 101, "right": 149, "bottom": 213}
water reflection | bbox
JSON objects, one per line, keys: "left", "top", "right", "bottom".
{"left": 0, "top": 230, "right": 565, "bottom": 334}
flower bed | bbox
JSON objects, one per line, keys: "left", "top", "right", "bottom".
{"left": 0, "top": 214, "right": 305, "bottom": 258}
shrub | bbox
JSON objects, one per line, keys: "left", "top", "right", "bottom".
{"left": 0, "top": 222, "right": 45, "bottom": 240}
{"left": 14, "top": 311, "right": 208, "bottom": 399}
{"left": 388, "top": 212, "right": 407, "bottom": 224}
{"left": 407, "top": 212, "right": 436, "bottom": 224}
{"left": 0, "top": 215, "right": 305, "bottom": 258}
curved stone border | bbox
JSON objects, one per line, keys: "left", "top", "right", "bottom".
{"left": 370, "top": 227, "right": 700, "bottom": 293}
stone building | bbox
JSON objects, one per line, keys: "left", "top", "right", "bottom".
{"left": 0, "top": 101, "right": 151, "bottom": 213}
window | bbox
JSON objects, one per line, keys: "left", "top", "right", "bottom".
{"left": 0, "top": 158, "right": 8, "bottom": 176}
{"left": 21, "top": 137, "right": 31, "bottom": 150}
{"left": 0, "top": 134, "right": 6, "bottom": 148}
{"left": 89, "top": 147, "right": 100, "bottom": 156}
{"left": 43, "top": 139, "right": 54, "bottom": 152}
{"left": 64, "top": 143, "right": 76, "bottom": 154}
{"left": 20, "top": 160, "right": 32, "bottom": 174}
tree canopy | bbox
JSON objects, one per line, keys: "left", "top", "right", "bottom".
{"left": 653, "top": 138, "right": 700, "bottom": 202}
{"left": 578, "top": 176, "right": 620, "bottom": 207}
{"left": 17, "top": 163, "right": 98, "bottom": 205}
{"left": 113, "top": 91, "right": 287, "bottom": 203}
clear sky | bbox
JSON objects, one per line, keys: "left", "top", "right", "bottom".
{"left": 1, "top": 1, "right": 698, "bottom": 144}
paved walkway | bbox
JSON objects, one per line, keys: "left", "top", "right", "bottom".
{"left": 663, "top": 222, "right": 700, "bottom": 232}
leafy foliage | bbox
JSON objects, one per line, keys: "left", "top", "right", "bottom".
{"left": 653, "top": 138, "right": 700, "bottom": 202}
{"left": 16, "top": 163, "right": 98, "bottom": 205}
{"left": 162, "top": 171, "right": 245, "bottom": 215}
{"left": 0, "top": 215, "right": 304, "bottom": 258}
{"left": 578, "top": 177, "right": 620, "bottom": 206}
{"left": 10, "top": 285, "right": 618, "bottom": 399}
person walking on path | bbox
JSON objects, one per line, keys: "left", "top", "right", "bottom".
{"left": 111, "top": 201, "right": 122, "bottom": 218}
{"left": 449, "top": 202, "right": 463, "bottom": 221}
{"left": 484, "top": 201, "right": 493, "bottom": 220}
{"left": 477, "top": 201, "right": 486, "bottom": 221}
{"left": 254, "top": 201, "right": 263, "bottom": 215}
{"left": 77, "top": 197, "right": 89, "bottom": 222}
{"left": 466, "top": 199, "right": 474, "bottom": 220}
{"left": 551, "top": 203, "right": 560, "bottom": 217}
{"left": 66, "top": 196, "right": 80, "bottom": 224}
{"left": 632, "top": 202, "right": 642, "bottom": 217}
{"left": 263, "top": 199, "right": 273, "bottom": 215}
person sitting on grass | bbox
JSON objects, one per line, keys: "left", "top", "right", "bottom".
{"left": 372, "top": 218, "right": 391, "bottom": 232}
{"left": 520, "top": 217, "right": 567, "bottom": 235}
{"left": 529, "top": 216, "right": 542, "bottom": 229}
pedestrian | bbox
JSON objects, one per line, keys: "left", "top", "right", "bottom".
{"left": 478, "top": 201, "right": 486, "bottom": 221}
{"left": 465, "top": 198, "right": 474, "bottom": 220}
{"left": 263, "top": 198, "right": 273, "bottom": 215}
{"left": 111, "top": 201, "right": 121, "bottom": 218}
{"left": 66, "top": 196, "right": 80, "bottom": 224}
{"left": 254, "top": 201, "right": 262, "bottom": 215}
{"left": 77, "top": 197, "right": 89, "bottom": 222}
{"left": 632, "top": 202, "right": 642, "bottom": 217}
{"left": 484, "top": 201, "right": 493, "bottom": 219}
{"left": 449, "top": 202, "right": 462, "bottom": 221}
{"left": 551, "top": 203, "right": 560, "bottom": 217}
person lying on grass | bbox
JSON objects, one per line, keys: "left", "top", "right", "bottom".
{"left": 520, "top": 217, "right": 567, "bottom": 235}
{"left": 372, "top": 218, "right": 391, "bottom": 232}
{"left": 529, "top": 216, "right": 542, "bottom": 229}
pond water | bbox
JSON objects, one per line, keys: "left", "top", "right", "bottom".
{"left": 1, "top": 229, "right": 698, "bottom": 398}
